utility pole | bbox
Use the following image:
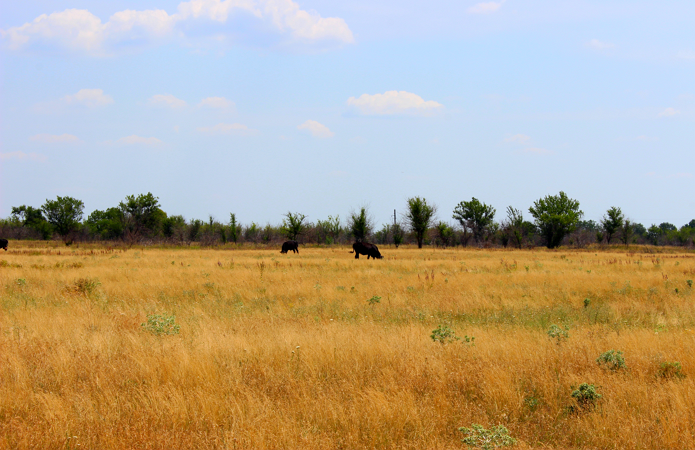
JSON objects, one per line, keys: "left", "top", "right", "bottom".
{"left": 394, "top": 209, "right": 396, "bottom": 226}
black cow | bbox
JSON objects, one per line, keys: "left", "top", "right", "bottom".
{"left": 350, "top": 241, "right": 383, "bottom": 259}
{"left": 280, "top": 240, "right": 299, "bottom": 254}
{"left": 0, "top": 239, "right": 7, "bottom": 251}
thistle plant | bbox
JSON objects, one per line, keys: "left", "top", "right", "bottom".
{"left": 459, "top": 424, "right": 516, "bottom": 450}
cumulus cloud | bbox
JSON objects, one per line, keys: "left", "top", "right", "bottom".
{"left": 62, "top": 89, "right": 113, "bottom": 107}
{"left": 658, "top": 107, "right": 680, "bottom": 117}
{"left": 467, "top": 1, "right": 504, "bottom": 14}
{"left": 297, "top": 120, "right": 334, "bottom": 138}
{"left": 347, "top": 91, "right": 443, "bottom": 116}
{"left": 1, "top": 0, "right": 353, "bottom": 55}
{"left": 148, "top": 94, "right": 187, "bottom": 109}
{"left": 117, "top": 135, "right": 163, "bottom": 145}
{"left": 198, "top": 96, "right": 235, "bottom": 110}
{"left": 0, "top": 151, "right": 47, "bottom": 162}
{"left": 587, "top": 39, "right": 615, "bottom": 50}
{"left": 29, "top": 133, "right": 81, "bottom": 143}
{"left": 197, "top": 123, "right": 258, "bottom": 135}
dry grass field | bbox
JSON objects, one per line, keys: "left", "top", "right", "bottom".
{"left": 1, "top": 241, "right": 695, "bottom": 449}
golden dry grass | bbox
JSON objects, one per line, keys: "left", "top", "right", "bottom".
{"left": 1, "top": 242, "right": 695, "bottom": 449}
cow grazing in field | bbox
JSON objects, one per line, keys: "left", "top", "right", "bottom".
{"left": 281, "top": 240, "right": 299, "bottom": 254}
{"left": 0, "top": 239, "right": 7, "bottom": 251}
{"left": 350, "top": 241, "right": 383, "bottom": 259}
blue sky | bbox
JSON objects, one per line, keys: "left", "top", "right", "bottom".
{"left": 1, "top": 0, "right": 693, "bottom": 229}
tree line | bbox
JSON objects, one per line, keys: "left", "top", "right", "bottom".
{"left": 1, "top": 192, "right": 694, "bottom": 249}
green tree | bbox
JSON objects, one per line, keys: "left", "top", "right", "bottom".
{"left": 392, "top": 222, "right": 404, "bottom": 248}
{"left": 505, "top": 206, "right": 525, "bottom": 249}
{"left": 659, "top": 222, "right": 677, "bottom": 232}
{"left": 11, "top": 205, "right": 52, "bottom": 239}
{"left": 600, "top": 206, "right": 624, "bottom": 244}
{"left": 86, "top": 207, "right": 124, "bottom": 240}
{"left": 316, "top": 215, "right": 342, "bottom": 244}
{"left": 228, "top": 213, "right": 241, "bottom": 243}
{"left": 619, "top": 219, "right": 634, "bottom": 246}
{"left": 434, "top": 221, "right": 454, "bottom": 247}
{"left": 119, "top": 193, "right": 166, "bottom": 240}
{"left": 452, "top": 198, "right": 496, "bottom": 244}
{"left": 647, "top": 224, "right": 662, "bottom": 245}
{"left": 528, "top": 191, "right": 583, "bottom": 249}
{"left": 188, "top": 219, "right": 203, "bottom": 242}
{"left": 404, "top": 197, "right": 436, "bottom": 249}
{"left": 281, "top": 212, "right": 307, "bottom": 240}
{"left": 162, "top": 215, "right": 186, "bottom": 242}
{"left": 42, "top": 196, "right": 84, "bottom": 244}
{"left": 347, "top": 207, "right": 374, "bottom": 241}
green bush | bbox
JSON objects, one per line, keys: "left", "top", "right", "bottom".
{"left": 430, "top": 325, "right": 459, "bottom": 345}
{"left": 571, "top": 383, "right": 602, "bottom": 410}
{"left": 658, "top": 361, "right": 685, "bottom": 380}
{"left": 546, "top": 324, "right": 569, "bottom": 344}
{"left": 141, "top": 314, "right": 180, "bottom": 335}
{"left": 596, "top": 350, "right": 627, "bottom": 371}
{"left": 459, "top": 424, "right": 516, "bottom": 450}
{"left": 367, "top": 295, "right": 381, "bottom": 305}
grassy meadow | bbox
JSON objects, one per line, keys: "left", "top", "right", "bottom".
{"left": 1, "top": 241, "right": 695, "bottom": 449}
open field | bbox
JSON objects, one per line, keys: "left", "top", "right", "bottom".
{"left": 1, "top": 242, "right": 695, "bottom": 449}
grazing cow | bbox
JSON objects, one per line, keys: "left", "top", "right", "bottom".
{"left": 280, "top": 240, "right": 299, "bottom": 254}
{"left": 0, "top": 239, "right": 7, "bottom": 251}
{"left": 350, "top": 241, "right": 383, "bottom": 259}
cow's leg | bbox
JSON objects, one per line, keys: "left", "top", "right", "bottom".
{"left": 355, "top": 252, "right": 359, "bottom": 259}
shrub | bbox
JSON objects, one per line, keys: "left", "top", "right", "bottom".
{"left": 571, "top": 383, "right": 602, "bottom": 410}
{"left": 547, "top": 324, "right": 569, "bottom": 344}
{"left": 459, "top": 424, "right": 516, "bottom": 450}
{"left": 71, "top": 277, "right": 101, "bottom": 296}
{"left": 430, "top": 325, "right": 459, "bottom": 345}
{"left": 367, "top": 295, "right": 381, "bottom": 305}
{"left": 596, "top": 350, "right": 627, "bottom": 371}
{"left": 141, "top": 314, "right": 180, "bottom": 335}
{"left": 658, "top": 362, "right": 685, "bottom": 380}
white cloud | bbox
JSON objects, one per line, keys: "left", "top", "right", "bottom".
{"left": 62, "top": 89, "right": 113, "bottom": 107}
{"left": 29, "top": 133, "right": 81, "bottom": 143}
{"left": 198, "top": 96, "right": 235, "bottom": 109}
{"left": 0, "top": 151, "right": 47, "bottom": 162}
{"left": 676, "top": 51, "right": 695, "bottom": 60}
{"left": 658, "top": 107, "right": 680, "bottom": 117}
{"left": 117, "top": 135, "right": 163, "bottom": 145}
{"left": 2, "top": 1, "right": 353, "bottom": 55}
{"left": 347, "top": 91, "right": 443, "bottom": 116}
{"left": 297, "top": 120, "right": 334, "bottom": 138}
{"left": 587, "top": 39, "right": 615, "bottom": 50}
{"left": 467, "top": 1, "right": 504, "bottom": 14}
{"left": 504, "top": 134, "right": 531, "bottom": 144}
{"left": 504, "top": 134, "right": 552, "bottom": 155}
{"left": 197, "top": 123, "right": 258, "bottom": 135}
{"left": 148, "top": 94, "right": 187, "bottom": 110}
